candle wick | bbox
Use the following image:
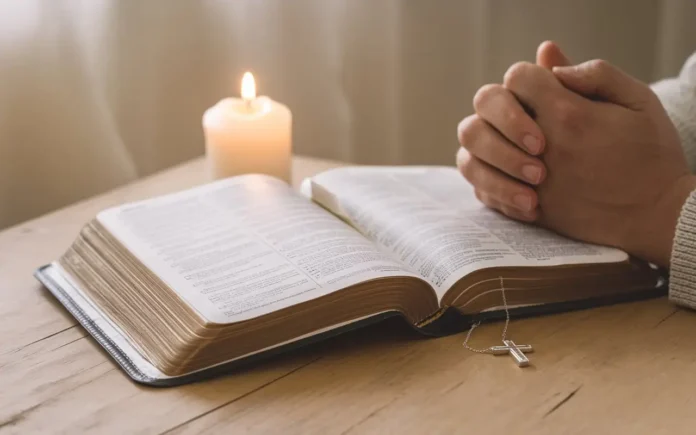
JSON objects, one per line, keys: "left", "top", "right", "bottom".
{"left": 244, "top": 98, "right": 253, "bottom": 113}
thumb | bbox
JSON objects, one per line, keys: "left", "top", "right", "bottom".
{"left": 552, "top": 60, "right": 652, "bottom": 110}
{"left": 536, "top": 41, "right": 571, "bottom": 70}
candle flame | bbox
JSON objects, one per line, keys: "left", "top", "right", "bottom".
{"left": 241, "top": 72, "right": 256, "bottom": 101}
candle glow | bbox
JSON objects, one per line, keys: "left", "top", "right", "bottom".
{"left": 241, "top": 72, "right": 256, "bottom": 102}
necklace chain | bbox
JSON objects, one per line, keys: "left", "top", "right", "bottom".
{"left": 462, "top": 276, "right": 510, "bottom": 354}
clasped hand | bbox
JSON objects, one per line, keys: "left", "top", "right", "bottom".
{"left": 457, "top": 41, "right": 696, "bottom": 268}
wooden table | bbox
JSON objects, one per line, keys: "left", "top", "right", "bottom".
{"left": 3, "top": 156, "right": 696, "bottom": 434}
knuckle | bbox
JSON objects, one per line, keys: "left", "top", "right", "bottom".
{"left": 505, "top": 108, "right": 521, "bottom": 127}
{"left": 553, "top": 99, "right": 584, "bottom": 129}
{"left": 460, "top": 157, "right": 484, "bottom": 185}
{"left": 457, "top": 115, "right": 484, "bottom": 148}
{"left": 457, "top": 151, "right": 474, "bottom": 179}
{"left": 587, "top": 59, "right": 609, "bottom": 74}
{"left": 455, "top": 146, "right": 470, "bottom": 168}
{"left": 460, "top": 162, "right": 476, "bottom": 183}
{"left": 503, "top": 61, "right": 533, "bottom": 88}
{"left": 473, "top": 84, "right": 503, "bottom": 112}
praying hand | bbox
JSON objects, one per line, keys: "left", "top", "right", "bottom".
{"left": 457, "top": 41, "right": 696, "bottom": 309}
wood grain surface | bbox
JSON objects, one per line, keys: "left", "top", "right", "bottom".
{"left": 2, "top": 157, "right": 696, "bottom": 434}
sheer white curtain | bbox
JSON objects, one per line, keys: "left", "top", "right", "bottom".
{"left": 0, "top": 0, "right": 695, "bottom": 229}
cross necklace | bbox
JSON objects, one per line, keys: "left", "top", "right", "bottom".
{"left": 462, "top": 277, "right": 533, "bottom": 367}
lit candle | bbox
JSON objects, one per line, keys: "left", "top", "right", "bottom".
{"left": 203, "top": 72, "right": 292, "bottom": 182}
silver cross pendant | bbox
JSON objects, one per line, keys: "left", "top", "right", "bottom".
{"left": 490, "top": 340, "right": 533, "bottom": 367}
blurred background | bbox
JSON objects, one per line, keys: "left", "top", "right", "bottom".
{"left": 1, "top": 0, "right": 695, "bottom": 229}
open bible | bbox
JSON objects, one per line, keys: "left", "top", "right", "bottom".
{"left": 35, "top": 166, "right": 664, "bottom": 386}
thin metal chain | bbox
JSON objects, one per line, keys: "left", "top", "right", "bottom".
{"left": 462, "top": 276, "right": 510, "bottom": 354}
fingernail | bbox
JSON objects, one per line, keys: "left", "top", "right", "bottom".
{"left": 513, "top": 194, "right": 532, "bottom": 211}
{"left": 522, "top": 135, "right": 541, "bottom": 154}
{"left": 522, "top": 165, "right": 542, "bottom": 184}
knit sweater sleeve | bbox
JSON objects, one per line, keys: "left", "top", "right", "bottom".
{"left": 651, "top": 52, "right": 696, "bottom": 308}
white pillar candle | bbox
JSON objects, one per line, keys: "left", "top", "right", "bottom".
{"left": 203, "top": 72, "right": 292, "bottom": 182}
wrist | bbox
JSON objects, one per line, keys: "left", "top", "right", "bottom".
{"left": 624, "top": 175, "right": 696, "bottom": 268}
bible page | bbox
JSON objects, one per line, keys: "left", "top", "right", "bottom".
{"left": 97, "top": 175, "right": 420, "bottom": 324}
{"left": 308, "top": 166, "right": 628, "bottom": 300}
